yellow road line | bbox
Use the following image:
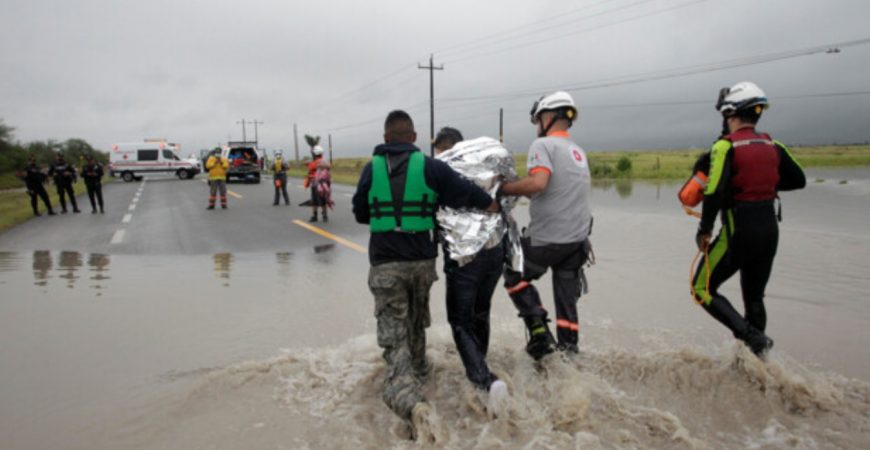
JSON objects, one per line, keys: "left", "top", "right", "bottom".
{"left": 292, "top": 220, "right": 368, "bottom": 254}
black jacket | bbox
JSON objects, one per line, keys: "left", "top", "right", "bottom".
{"left": 48, "top": 161, "right": 77, "bottom": 185}
{"left": 23, "top": 164, "right": 48, "bottom": 190}
{"left": 82, "top": 163, "right": 104, "bottom": 186}
{"left": 352, "top": 142, "right": 493, "bottom": 265}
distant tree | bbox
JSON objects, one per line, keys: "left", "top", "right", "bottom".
{"left": 0, "top": 119, "right": 13, "bottom": 145}
{"left": 616, "top": 155, "right": 633, "bottom": 174}
{"left": 0, "top": 119, "right": 26, "bottom": 172}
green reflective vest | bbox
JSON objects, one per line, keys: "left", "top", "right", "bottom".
{"left": 368, "top": 151, "right": 438, "bottom": 233}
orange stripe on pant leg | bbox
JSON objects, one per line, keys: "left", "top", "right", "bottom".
{"left": 556, "top": 319, "right": 579, "bottom": 331}
{"left": 506, "top": 280, "right": 529, "bottom": 295}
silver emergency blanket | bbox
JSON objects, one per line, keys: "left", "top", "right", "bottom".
{"left": 435, "top": 137, "right": 523, "bottom": 271}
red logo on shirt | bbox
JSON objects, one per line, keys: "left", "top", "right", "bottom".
{"left": 572, "top": 149, "right": 583, "bottom": 162}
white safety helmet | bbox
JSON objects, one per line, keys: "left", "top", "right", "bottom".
{"left": 274, "top": 151, "right": 283, "bottom": 158}
{"left": 530, "top": 91, "right": 578, "bottom": 124}
{"left": 716, "top": 81, "right": 769, "bottom": 116}
{"left": 312, "top": 145, "right": 324, "bottom": 156}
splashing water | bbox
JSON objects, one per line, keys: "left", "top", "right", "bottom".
{"left": 108, "top": 328, "right": 870, "bottom": 450}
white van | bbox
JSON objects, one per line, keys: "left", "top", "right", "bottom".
{"left": 109, "top": 141, "right": 201, "bottom": 182}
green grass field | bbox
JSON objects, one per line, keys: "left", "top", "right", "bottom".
{"left": 0, "top": 179, "right": 95, "bottom": 233}
{"left": 286, "top": 144, "right": 870, "bottom": 185}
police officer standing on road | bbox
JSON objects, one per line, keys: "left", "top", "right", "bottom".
{"left": 692, "top": 81, "right": 806, "bottom": 358}
{"left": 81, "top": 154, "right": 105, "bottom": 214}
{"left": 205, "top": 147, "right": 229, "bottom": 210}
{"left": 352, "top": 110, "right": 499, "bottom": 441}
{"left": 48, "top": 153, "right": 81, "bottom": 214}
{"left": 499, "top": 91, "right": 593, "bottom": 360}
{"left": 21, "top": 156, "right": 55, "bottom": 216}
{"left": 272, "top": 151, "right": 290, "bottom": 206}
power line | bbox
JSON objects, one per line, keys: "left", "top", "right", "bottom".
{"left": 440, "top": 37, "right": 870, "bottom": 104}
{"left": 436, "top": 0, "right": 646, "bottom": 58}
{"left": 443, "top": 0, "right": 711, "bottom": 64}
{"left": 296, "top": 1, "right": 681, "bottom": 121}
{"left": 311, "top": 90, "right": 870, "bottom": 136}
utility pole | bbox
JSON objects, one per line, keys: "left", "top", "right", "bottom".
{"left": 236, "top": 119, "right": 247, "bottom": 142}
{"left": 250, "top": 120, "right": 264, "bottom": 146}
{"left": 499, "top": 108, "right": 504, "bottom": 143}
{"left": 293, "top": 123, "right": 299, "bottom": 162}
{"left": 418, "top": 54, "right": 443, "bottom": 157}
{"left": 328, "top": 134, "right": 333, "bottom": 164}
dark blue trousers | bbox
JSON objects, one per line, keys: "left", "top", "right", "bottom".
{"left": 444, "top": 241, "right": 505, "bottom": 390}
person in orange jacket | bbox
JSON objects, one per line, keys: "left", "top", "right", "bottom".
{"left": 304, "top": 145, "right": 327, "bottom": 222}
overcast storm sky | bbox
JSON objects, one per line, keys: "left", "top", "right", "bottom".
{"left": 2, "top": 0, "right": 869, "bottom": 158}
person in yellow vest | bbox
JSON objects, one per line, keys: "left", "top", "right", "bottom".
{"left": 205, "top": 147, "right": 229, "bottom": 210}
{"left": 352, "top": 110, "right": 499, "bottom": 442}
{"left": 272, "top": 151, "right": 290, "bottom": 206}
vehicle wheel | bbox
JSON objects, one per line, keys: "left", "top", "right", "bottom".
{"left": 176, "top": 169, "right": 188, "bottom": 180}
{"left": 122, "top": 171, "right": 134, "bottom": 182}
{"left": 187, "top": 171, "right": 196, "bottom": 179}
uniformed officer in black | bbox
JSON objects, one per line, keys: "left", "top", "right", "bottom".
{"left": 81, "top": 154, "right": 105, "bottom": 213}
{"left": 48, "top": 153, "right": 80, "bottom": 214}
{"left": 22, "top": 157, "right": 55, "bottom": 216}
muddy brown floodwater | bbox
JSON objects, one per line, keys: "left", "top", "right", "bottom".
{"left": 1, "top": 168, "right": 869, "bottom": 449}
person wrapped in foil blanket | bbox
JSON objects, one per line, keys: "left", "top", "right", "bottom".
{"left": 435, "top": 136, "right": 523, "bottom": 271}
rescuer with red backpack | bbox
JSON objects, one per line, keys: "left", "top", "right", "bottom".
{"left": 690, "top": 81, "right": 805, "bottom": 358}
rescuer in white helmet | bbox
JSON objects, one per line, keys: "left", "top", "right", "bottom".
{"left": 499, "top": 91, "right": 594, "bottom": 360}
{"left": 691, "top": 81, "right": 806, "bottom": 358}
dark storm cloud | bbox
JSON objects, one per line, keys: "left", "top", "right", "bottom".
{"left": 1, "top": 0, "right": 868, "bottom": 156}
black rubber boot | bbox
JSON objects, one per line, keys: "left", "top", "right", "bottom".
{"left": 742, "top": 326, "right": 774, "bottom": 358}
{"left": 524, "top": 317, "right": 555, "bottom": 360}
{"left": 703, "top": 296, "right": 751, "bottom": 339}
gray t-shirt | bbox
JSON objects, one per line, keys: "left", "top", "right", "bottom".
{"left": 525, "top": 134, "right": 592, "bottom": 245}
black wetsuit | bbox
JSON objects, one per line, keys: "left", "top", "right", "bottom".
{"left": 693, "top": 127, "right": 805, "bottom": 347}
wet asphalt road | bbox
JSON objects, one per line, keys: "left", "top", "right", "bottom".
{"left": 0, "top": 175, "right": 367, "bottom": 255}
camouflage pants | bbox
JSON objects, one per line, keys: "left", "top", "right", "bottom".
{"left": 369, "top": 259, "right": 437, "bottom": 419}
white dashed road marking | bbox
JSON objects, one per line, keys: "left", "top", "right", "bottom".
{"left": 122, "top": 214, "right": 132, "bottom": 224}
{"left": 110, "top": 229, "right": 126, "bottom": 244}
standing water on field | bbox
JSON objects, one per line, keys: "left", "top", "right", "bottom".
{"left": 1, "top": 169, "right": 869, "bottom": 449}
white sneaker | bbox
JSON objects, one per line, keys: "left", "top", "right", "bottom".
{"left": 487, "top": 380, "right": 509, "bottom": 417}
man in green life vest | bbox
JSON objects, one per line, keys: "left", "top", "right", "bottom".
{"left": 352, "top": 110, "right": 499, "bottom": 442}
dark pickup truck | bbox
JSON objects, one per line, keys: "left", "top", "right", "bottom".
{"left": 203, "top": 143, "right": 262, "bottom": 183}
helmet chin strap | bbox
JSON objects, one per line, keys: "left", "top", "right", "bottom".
{"left": 720, "top": 117, "right": 730, "bottom": 138}
{"left": 538, "top": 114, "right": 557, "bottom": 138}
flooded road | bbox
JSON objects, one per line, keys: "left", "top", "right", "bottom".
{"left": 1, "top": 169, "right": 869, "bottom": 449}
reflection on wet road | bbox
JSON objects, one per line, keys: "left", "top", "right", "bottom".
{"left": 0, "top": 251, "right": 112, "bottom": 292}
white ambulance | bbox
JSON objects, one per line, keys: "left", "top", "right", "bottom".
{"left": 109, "top": 140, "right": 201, "bottom": 182}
